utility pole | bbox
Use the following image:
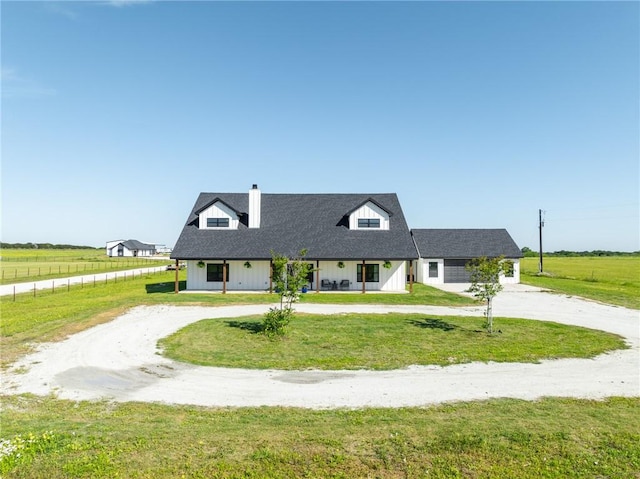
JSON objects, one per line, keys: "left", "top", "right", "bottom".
{"left": 538, "top": 209, "right": 544, "bottom": 273}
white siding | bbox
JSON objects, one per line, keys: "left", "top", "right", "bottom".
{"left": 500, "top": 259, "right": 521, "bottom": 284}
{"left": 186, "top": 260, "right": 272, "bottom": 291}
{"left": 417, "top": 258, "right": 444, "bottom": 284}
{"left": 120, "top": 246, "right": 135, "bottom": 257}
{"left": 107, "top": 243, "right": 135, "bottom": 257}
{"left": 349, "top": 202, "right": 390, "bottom": 230}
{"left": 184, "top": 259, "right": 407, "bottom": 292}
{"left": 199, "top": 202, "right": 239, "bottom": 230}
{"left": 378, "top": 261, "right": 406, "bottom": 291}
{"left": 248, "top": 186, "right": 261, "bottom": 228}
{"left": 105, "top": 240, "right": 122, "bottom": 256}
{"left": 415, "top": 258, "right": 520, "bottom": 284}
{"left": 315, "top": 260, "right": 405, "bottom": 292}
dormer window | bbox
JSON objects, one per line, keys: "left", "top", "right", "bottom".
{"left": 197, "top": 199, "right": 239, "bottom": 230}
{"left": 348, "top": 200, "right": 390, "bottom": 230}
{"left": 207, "top": 218, "right": 229, "bottom": 228}
{"left": 358, "top": 218, "right": 380, "bottom": 229}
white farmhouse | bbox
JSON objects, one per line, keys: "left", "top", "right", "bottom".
{"left": 171, "top": 185, "right": 523, "bottom": 293}
{"left": 171, "top": 185, "right": 418, "bottom": 293}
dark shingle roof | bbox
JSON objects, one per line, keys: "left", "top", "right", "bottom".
{"left": 121, "top": 239, "right": 155, "bottom": 251}
{"left": 411, "top": 229, "right": 523, "bottom": 259}
{"left": 172, "top": 193, "right": 418, "bottom": 260}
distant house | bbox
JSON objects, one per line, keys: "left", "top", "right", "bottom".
{"left": 412, "top": 229, "right": 523, "bottom": 284}
{"left": 155, "top": 244, "right": 173, "bottom": 254}
{"left": 106, "top": 239, "right": 156, "bottom": 257}
{"left": 171, "top": 185, "right": 418, "bottom": 292}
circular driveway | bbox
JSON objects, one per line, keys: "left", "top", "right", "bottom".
{"left": 3, "top": 286, "right": 638, "bottom": 408}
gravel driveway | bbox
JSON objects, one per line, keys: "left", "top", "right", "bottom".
{"left": 2, "top": 285, "right": 638, "bottom": 408}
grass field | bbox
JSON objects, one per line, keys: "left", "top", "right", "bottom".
{"left": 160, "top": 312, "right": 625, "bottom": 370}
{"left": 521, "top": 256, "right": 640, "bottom": 309}
{"left": 1, "top": 254, "right": 638, "bottom": 477}
{"left": 1, "top": 395, "right": 638, "bottom": 478}
{"left": 0, "top": 248, "right": 171, "bottom": 285}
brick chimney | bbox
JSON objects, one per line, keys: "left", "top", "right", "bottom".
{"left": 248, "top": 184, "right": 261, "bottom": 228}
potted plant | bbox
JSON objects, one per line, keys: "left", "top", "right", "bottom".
{"left": 244, "top": 261, "right": 252, "bottom": 269}
{"left": 383, "top": 260, "right": 392, "bottom": 269}
{"left": 337, "top": 261, "right": 345, "bottom": 269}
{"left": 197, "top": 261, "right": 205, "bottom": 268}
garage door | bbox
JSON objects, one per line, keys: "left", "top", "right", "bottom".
{"left": 444, "top": 259, "right": 471, "bottom": 283}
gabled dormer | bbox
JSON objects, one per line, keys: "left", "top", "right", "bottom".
{"left": 346, "top": 198, "right": 391, "bottom": 230}
{"left": 196, "top": 199, "right": 241, "bottom": 230}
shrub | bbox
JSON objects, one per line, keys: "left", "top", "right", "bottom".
{"left": 262, "top": 307, "right": 292, "bottom": 338}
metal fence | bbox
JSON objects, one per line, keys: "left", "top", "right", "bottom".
{"left": 5, "top": 267, "right": 173, "bottom": 301}
{"left": 1, "top": 260, "right": 169, "bottom": 282}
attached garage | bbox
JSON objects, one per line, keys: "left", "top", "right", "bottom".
{"left": 443, "top": 259, "right": 471, "bottom": 283}
{"left": 412, "top": 229, "right": 523, "bottom": 285}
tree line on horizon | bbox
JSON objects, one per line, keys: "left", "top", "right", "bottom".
{"left": 1, "top": 242, "right": 101, "bottom": 250}
{"left": 520, "top": 247, "right": 639, "bottom": 257}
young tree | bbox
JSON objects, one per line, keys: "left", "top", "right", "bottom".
{"left": 465, "top": 256, "right": 505, "bottom": 334}
{"left": 263, "top": 249, "right": 312, "bottom": 337}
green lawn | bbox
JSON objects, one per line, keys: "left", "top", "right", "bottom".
{"left": 160, "top": 312, "right": 626, "bottom": 370}
{"left": 1, "top": 395, "right": 638, "bottom": 478}
{"left": 0, "top": 274, "right": 473, "bottom": 369}
{"left": 521, "top": 256, "right": 640, "bottom": 309}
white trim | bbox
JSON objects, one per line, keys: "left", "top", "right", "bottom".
{"left": 349, "top": 202, "right": 390, "bottom": 230}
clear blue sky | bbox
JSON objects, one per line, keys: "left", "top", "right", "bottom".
{"left": 2, "top": 1, "right": 638, "bottom": 252}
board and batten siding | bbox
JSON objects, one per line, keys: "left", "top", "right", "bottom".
{"left": 317, "top": 260, "right": 405, "bottom": 291}
{"left": 184, "top": 259, "right": 407, "bottom": 292}
{"left": 186, "top": 260, "right": 271, "bottom": 291}
{"left": 198, "top": 202, "right": 240, "bottom": 230}
{"left": 349, "top": 202, "right": 390, "bottom": 230}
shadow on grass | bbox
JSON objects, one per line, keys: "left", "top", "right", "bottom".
{"left": 225, "top": 320, "right": 264, "bottom": 334}
{"left": 145, "top": 281, "right": 186, "bottom": 294}
{"left": 407, "top": 318, "right": 458, "bottom": 331}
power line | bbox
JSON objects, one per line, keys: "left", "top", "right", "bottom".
{"left": 539, "top": 209, "right": 545, "bottom": 274}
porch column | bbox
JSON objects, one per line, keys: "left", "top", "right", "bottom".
{"left": 269, "top": 259, "right": 273, "bottom": 293}
{"left": 361, "top": 260, "right": 366, "bottom": 294}
{"left": 409, "top": 260, "right": 414, "bottom": 293}
{"left": 222, "top": 260, "right": 227, "bottom": 294}
{"left": 174, "top": 259, "right": 180, "bottom": 294}
{"left": 316, "top": 260, "right": 320, "bottom": 293}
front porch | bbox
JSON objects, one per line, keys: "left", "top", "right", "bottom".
{"left": 170, "top": 259, "right": 414, "bottom": 294}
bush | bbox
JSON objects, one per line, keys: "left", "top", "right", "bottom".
{"left": 262, "top": 307, "right": 292, "bottom": 338}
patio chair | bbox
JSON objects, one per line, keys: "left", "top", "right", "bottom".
{"left": 321, "top": 279, "right": 332, "bottom": 291}
{"left": 339, "top": 279, "right": 350, "bottom": 290}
